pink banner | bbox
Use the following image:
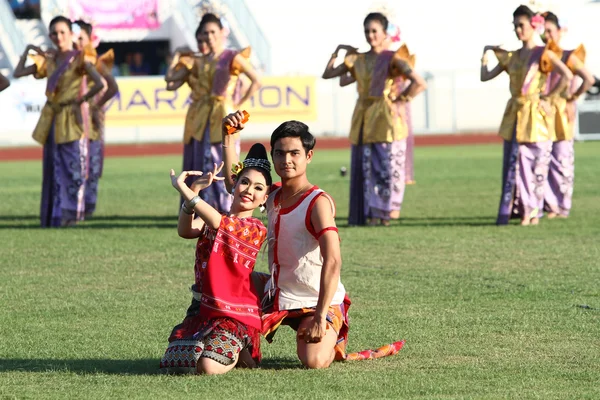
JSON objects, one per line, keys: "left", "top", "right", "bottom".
{"left": 69, "top": 0, "right": 159, "bottom": 30}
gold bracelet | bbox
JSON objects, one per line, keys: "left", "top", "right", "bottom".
{"left": 331, "top": 53, "right": 338, "bottom": 58}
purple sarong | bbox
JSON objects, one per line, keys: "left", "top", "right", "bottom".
{"left": 349, "top": 129, "right": 406, "bottom": 225}
{"left": 544, "top": 139, "right": 574, "bottom": 216}
{"left": 497, "top": 133, "right": 552, "bottom": 225}
{"left": 349, "top": 144, "right": 367, "bottom": 226}
{"left": 40, "top": 124, "right": 87, "bottom": 227}
{"left": 84, "top": 139, "right": 103, "bottom": 215}
{"left": 405, "top": 103, "right": 415, "bottom": 184}
{"left": 181, "top": 123, "right": 239, "bottom": 213}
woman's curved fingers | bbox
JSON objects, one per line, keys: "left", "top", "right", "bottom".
{"left": 185, "top": 171, "right": 204, "bottom": 177}
{"left": 214, "top": 161, "right": 225, "bottom": 175}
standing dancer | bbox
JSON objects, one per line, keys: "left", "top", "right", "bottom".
{"left": 74, "top": 20, "right": 119, "bottom": 218}
{"left": 384, "top": 18, "right": 417, "bottom": 185}
{"left": 13, "top": 16, "right": 104, "bottom": 227}
{"left": 322, "top": 12, "right": 426, "bottom": 226}
{"left": 340, "top": 20, "right": 417, "bottom": 186}
{"left": 390, "top": 44, "right": 417, "bottom": 186}
{"left": 541, "top": 11, "right": 594, "bottom": 219}
{"left": 165, "top": 13, "right": 261, "bottom": 213}
{"left": 481, "top": 5, "right": 572, "bottom": 226}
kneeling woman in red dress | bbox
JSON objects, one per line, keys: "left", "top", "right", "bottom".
{"left": 160, "top": 143, "right": 271, "bottom": 375}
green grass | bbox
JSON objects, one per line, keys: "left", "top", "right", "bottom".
{"left": 0, "top": 143, "right": 599, "bottom": 399}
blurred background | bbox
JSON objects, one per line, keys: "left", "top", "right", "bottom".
{"left": 1, "top": 0, "right": 600, "bottom": 146}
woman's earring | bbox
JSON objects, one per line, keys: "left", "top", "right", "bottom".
{"left": 259, "top": 204, "right": 266, "bottom": 213}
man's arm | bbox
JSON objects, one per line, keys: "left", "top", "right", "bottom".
{"left": 221, "top": 111, "right": 245, "bottom": 193}
{"left": 301, "top": 195, "right": 341, "bottom": 342}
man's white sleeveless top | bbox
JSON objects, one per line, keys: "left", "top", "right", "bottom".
{"left": 265, "top": 185, "right": 346, "bottom": 311}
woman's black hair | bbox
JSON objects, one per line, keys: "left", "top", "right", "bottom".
{"left": 49, "top": 15, "right": 72, "bottom": 31}
{"left": 542, "top": 11, "right": 560, "bottom": 29}
{"left": 74, "top": 20, "right": 93, "bottom": 37}
{"left": 513, "top": 5, "right": 535, "bottom": 21}
{"left": 270, "top": 120, "right": 316, "bottom": 156}
{"left": 198, "top": 13, "right": 223, "bottom": 34}
{"left": 364, "top": 12, "right": 388, "bottom": 31}
{"left": 239, "top": 143, "right": 272, "bottom": 187}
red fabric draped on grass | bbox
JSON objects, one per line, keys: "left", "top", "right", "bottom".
{"left": 262, "top": 294, "right": 405, "bottom": 362}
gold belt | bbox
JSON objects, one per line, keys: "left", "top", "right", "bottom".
{"left": 46, "top": 100, "right": 77, "bottom": 113}
{"left": 511, "top": 94, "right": 541, "bottom": 106}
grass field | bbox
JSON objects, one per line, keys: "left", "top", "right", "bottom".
{"left": 1, "top": 143, "right": 599, "bottom": 399}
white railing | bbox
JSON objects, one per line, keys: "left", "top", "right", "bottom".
{"left": 172, "top": 0, "right": 200, "bottom": 48}
{"left": 422, "top": 68, "right": 510, "bottom": 133}
{"left": 220, "top": 0, "right": 270, "bottom": 73}
{"left": 15, "top": 20, "right": 54, "bottom": 50}
{"left": 0, "top": 0, "right": 28, "bottom": 71}
{"left": 40, "top": 0, "right": 68, "bottom": 31}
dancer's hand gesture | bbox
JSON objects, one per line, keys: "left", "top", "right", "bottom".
{"left": 189, "top": 162, "right": 225, "bottom": 194}
{"left": 333, "top": 44, "right": 358, "bottom": 57}
{"left": 24, "top": 44, "right": 43, "bottom": 55}
{"left": 483, "top": 45, "right": 501, "bottom": 53}
{"left": 170, "top": 170, "right": 203, "bottom": 192}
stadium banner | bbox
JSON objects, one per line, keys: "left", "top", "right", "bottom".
{"left": 0, "top": 79, "right": 47, "bottom": 139}
{"left": 104, "top": 76, "right": 317, "bottom": 127}
{"left": 0, "top": 76, "right": 318, "bottom": 145}
{"left": 68, "top": 0, "right": 160, "bottom": 30}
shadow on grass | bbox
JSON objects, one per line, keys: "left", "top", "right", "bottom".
{"left": 0, "top": 358, "right": 160, "bottom": 375}
{"left": 0, "top": 223, "right": 176, "bottom": 230}
{"left": 257, "top": 357, "right": 304, "bottom": 370}
{"left": 88, "top": 215, "right": 176, "bottom": 221}
{"left": 0, "top": 215, "right": 177, "bottom": 230}
{"left": 0, "top": 215, "right": 175, "bottom": 221}
{"left": 0, "top": 357, "right": 304, "bottom": 374}
{"left": 76, "top": 222, "right": 176, "bottom": 229}
{"left": 335, "top": 215, "right": 496, "bottom": 228}
{"left": 0, "top": 215, "right": 39, "bottom": 221}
